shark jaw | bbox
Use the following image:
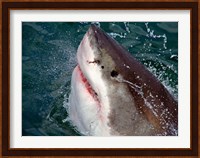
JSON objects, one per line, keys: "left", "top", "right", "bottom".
{"left": 68, "top": 26, "right": 111, "bottom": 136}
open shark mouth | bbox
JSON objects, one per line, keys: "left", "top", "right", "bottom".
{"left": 75, "top": 65, "right": 100, "bottom": 107}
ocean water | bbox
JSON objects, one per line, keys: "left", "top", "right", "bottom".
{"left": 22, "top": 22, "right": 178, "bottom": 136}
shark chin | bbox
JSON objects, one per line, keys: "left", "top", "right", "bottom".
{"left": 68, "top": 24, "right": 178, "bottom": 136}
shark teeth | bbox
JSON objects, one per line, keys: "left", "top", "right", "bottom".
{"left": 77, "top": 65, "right": 101, "bottom": 106}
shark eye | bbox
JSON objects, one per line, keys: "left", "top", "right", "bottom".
{"left": 111, "top": 70, "right": 118, "bottom": 77}
{"left": 101, "top": 66, "right": 104, "bottom": 69}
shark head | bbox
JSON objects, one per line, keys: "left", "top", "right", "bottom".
{"left": 68, "top": 24, "right": 178, "bottom": 136}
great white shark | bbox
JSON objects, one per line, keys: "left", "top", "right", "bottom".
{"left": 68, "top": 24, "right": 178, "bottom": 136}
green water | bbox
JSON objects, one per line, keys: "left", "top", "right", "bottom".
{"left": 22, "top": 22, "right": 178, "bottom": 136}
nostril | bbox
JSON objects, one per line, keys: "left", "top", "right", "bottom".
{"left": 87, "top": 60, "right": 100, "bottom": 65}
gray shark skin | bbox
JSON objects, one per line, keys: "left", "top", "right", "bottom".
{"left": 68, "top": 24, "right": 178, "bottom": 136}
